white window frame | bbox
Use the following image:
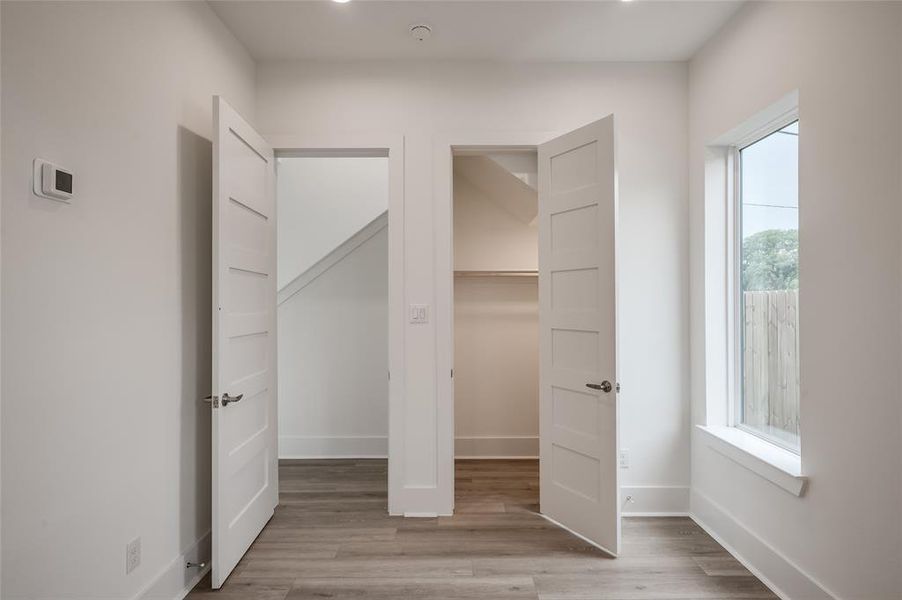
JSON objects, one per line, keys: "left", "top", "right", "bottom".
{"left": 697, "top": 92, "right": 806, "bottom": 497}
{"left": 726, "top": 110, "right": 800, "bottom": 454}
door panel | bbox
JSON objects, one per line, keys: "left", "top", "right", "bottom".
{"left": 212, "top": 96, "right": 278, "bottom": 588}
{"left": 538, "top": 115, "right": 619, "bottom": 555}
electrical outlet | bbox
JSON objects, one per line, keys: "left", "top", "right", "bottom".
{"left": 618, "top": 449, "right": 629, "bottom": 469}
{"left": 126, "top": 537, "right": 141, "bottom": 574}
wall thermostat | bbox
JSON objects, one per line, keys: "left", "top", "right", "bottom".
{"left": 33, "top": 159, "right": 73, "bottom": 202}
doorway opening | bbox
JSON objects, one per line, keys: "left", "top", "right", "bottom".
{"left": 275, "top": 152, "right": 390, "bottom": 512}
{"left": 211, "top": 99, "right": 405, "bottom": 588}
{"left": 439, "top": 118, "right": 620, "bottom": 556}
{"left": 451, "top": 148, "right": 541, "bottom": 513}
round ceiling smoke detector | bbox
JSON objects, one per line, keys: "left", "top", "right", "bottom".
{"left": 410, "top": 24, "right": 432, "bottom": 42}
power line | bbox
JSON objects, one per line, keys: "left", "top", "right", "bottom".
{"left": 744, "top": 202, "right": 798, "bottom": 209}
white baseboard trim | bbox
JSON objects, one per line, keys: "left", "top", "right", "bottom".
{"left": 690, "top": 489, "right": 837, "bottom": 600}
{"left": 279, "top": 435, "right": 387, "bottom": 458}
{"left": 136, "top": 531, "right": 210, "bottom": 600}
{"left": 621, "top": 485, "right": 689, "bottom": 516}
{"left": 454, "top": 436, "right": 538, "bottom": 458}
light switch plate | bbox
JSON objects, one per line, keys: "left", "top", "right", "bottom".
{"left": 409, "top": 304, "right": 429, "bottom": 324}
{"left": 618, "top": 449, "right": 629, "bottom": 469}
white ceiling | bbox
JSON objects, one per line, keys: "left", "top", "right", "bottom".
{"left": 209, "top": 1, "right": 744, "bottom": 63}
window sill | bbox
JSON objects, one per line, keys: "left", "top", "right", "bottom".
{"left": 697, "top": 425, "right": 807, "bottom": 497}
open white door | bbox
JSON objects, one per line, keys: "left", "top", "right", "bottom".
{"left": 538, "top": 115, "right": 619, "bottom": 556}
{"left": 211, "top": 96, "right": 278, "bottom": 588}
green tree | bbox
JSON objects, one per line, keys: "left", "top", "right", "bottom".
{"left": 742, "top": 229, "right": 799, "bottom": 291}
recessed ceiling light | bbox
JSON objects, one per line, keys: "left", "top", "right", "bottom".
{"left": 332, "top": 0, "right": 351, "bottom": 3}
{"left": 410, "top": 24, "right": 432, "bottom": 42}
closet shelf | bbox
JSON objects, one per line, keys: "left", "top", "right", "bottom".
{"left": 454, "top": 270, "right": 538, "bottom": 277}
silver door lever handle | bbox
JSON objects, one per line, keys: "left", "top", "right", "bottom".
{"left": 586, "top": 381, "right": 613, "bottom": 393}
{"left": 222, "top": 393, "right": 243, "bottom": 407}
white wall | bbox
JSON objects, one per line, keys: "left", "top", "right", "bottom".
{"left": 1, "top": 2, "right": 255, "bottom": 598}
{"left": 257, "top": 61, "right": 690, "bottom": 514}
{"left": 453, "top": 164, "right": 539, "bottom": 458}
{"left": 278, "top": 213, "right": 389, "bottom": 458}
{"left": 1, "top": 4, "right": 4, "bottom": 587}
{"left": 0, "top": 5, "right": 4, "bottom": 587}
{"left": 277, "top": 156, "right": 388, "bottom": 289}
{"left": 453, "top": 172, "right": 537, "bottom": 272}
{"left": 454, "top": 277, "right": 538, "bottom": 458}
{"left": 688, "top": 3, "right": 902, "bottom": 598}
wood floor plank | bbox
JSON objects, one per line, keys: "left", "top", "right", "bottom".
{"left": 285, "top": 576, "right": 538, "bottom": 600}
{"left": 186, "top": 574, "right": 291, "bottom": 600}
{"left": 472, "top": 555, "right": 703, "bottom": 577}
{"left": 453, "top": 500, "right": 508, "bottom": 513}
{"left": 336, "top": 540, "right": 607, "bottom": 559}
{"left": 437, "top": 512, "right": 558, "bottom": 528}
{"left": 187, "top": 459, "right": 777, "bottom": 600}
{"left": 693, "top": 556, "right": 754, "bottom": 577}
{"left": 241, "top": 541, "right": 340, "bottom": 560}
{"left": 236, "top": 556, "right": 474, "bottom": 580}
{"left": 254, "top": 526, "right": 397, "bottom": 543}
{"left": 534, "top": 573, "right": 776, "bottom": 599}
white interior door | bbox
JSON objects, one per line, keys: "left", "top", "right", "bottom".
{"left": 538, "top": 115, "right": 620, "bottom": 556}
{"left": 211, "top": 96, "right": 278, "bottom": 588}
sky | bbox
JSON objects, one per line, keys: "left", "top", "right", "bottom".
{"left": 740, "top": 120, "right": 799, "bottom": 238}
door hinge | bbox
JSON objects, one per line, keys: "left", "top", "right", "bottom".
{"left": 616, "top": 382, "right": 621, "bottom": 393}
{"left": 451, "top": 369, "right": 454, "bottom": 378}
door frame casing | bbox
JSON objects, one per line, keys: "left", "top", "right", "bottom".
{"left": 266, "top": 133, "right": 405, "bottom": 515}
{"left": 433, "top": 131, "right": 558, "bottom": 514}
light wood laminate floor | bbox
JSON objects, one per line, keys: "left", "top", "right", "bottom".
{"left": 187, "top": 459, "right": 776, "bottom": 599}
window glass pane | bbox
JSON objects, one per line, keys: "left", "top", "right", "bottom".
{"left": 739, "top": 121, "right": 800, "bottom": 451}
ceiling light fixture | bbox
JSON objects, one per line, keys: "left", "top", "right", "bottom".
{"left": 410, "top": 24, "right": 432, "bottom": 42}
{"left": 332, "top": 0, "right": 351, "bottom": 4}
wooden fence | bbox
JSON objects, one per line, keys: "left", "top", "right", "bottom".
{"left": 742, "top": 289, "right": 800, "bottom": 437}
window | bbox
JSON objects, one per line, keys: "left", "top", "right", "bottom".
{"left": 733, "top": 120, "right": 800, "bottom": 452}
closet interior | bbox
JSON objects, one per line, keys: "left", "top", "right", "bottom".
{"left": 452, "top": 149, "right": 540, "bottom": 510}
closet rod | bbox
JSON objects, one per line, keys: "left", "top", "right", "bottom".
{"left": 454, "top": 270, "right": 538, "bottom": 277}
